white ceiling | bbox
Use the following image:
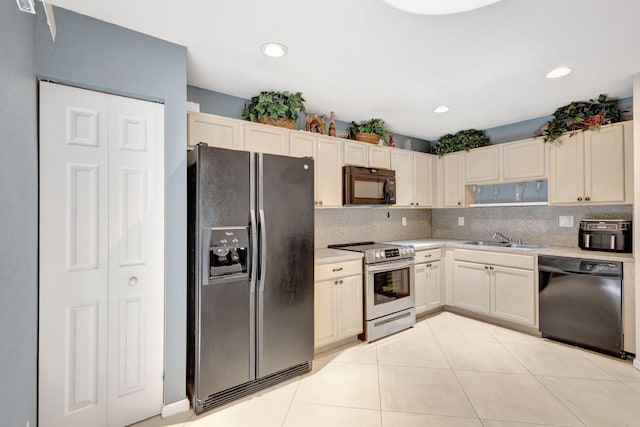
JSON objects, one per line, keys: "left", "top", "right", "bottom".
{"left": 49, "top": 0, "right": 640, "bottom": 141}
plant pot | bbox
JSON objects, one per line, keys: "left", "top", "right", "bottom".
{"left": 355, "top": 132, "right": 381, "bottom": 144}
{"left": 584, "top": 114, "right": 605, "bottom": 128}
{"left": 257, "top": 117, "right": 296, "bottom": 129}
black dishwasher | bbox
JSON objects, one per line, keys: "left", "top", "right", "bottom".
{"left": 538, "top": 256, "right": 624, "bottom": 358}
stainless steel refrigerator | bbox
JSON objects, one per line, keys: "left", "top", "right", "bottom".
{"left": 187, "top": 145, "right": 314, "bottom": 413}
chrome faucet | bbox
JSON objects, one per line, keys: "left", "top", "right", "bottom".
{"left": 492, "top": 232, "right": 511, "bottom": 243}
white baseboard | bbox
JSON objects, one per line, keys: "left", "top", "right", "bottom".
{"left": 634, "top": 358, "right": 640, "bottom": 371}
{"left": 161, "top": 398, "right": 190, "bottom": 419}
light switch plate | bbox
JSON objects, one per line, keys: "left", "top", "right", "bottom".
{"left": 458, "top": 216, "right": 465, "bottom": 226}
{"left": 559, "top": 215, "right": 574, "bottom": 227}
{"left": 402, "top": 217, "right": 407, "bottom": 226}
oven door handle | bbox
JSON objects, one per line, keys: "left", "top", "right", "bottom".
{"left": 366, "top": 258, "right": 414, "bottom": 273}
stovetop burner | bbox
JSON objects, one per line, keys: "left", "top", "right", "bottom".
{"left": 328, "top": 241, "right": 415, "bottom": 264}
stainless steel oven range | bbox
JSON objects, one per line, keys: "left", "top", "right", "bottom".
{"left": 329, "top": 242, "right": 416, "bottom": 341}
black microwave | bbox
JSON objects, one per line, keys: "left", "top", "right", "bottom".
{"left": 343, "top": 166, "right": 396, "bottom": 206}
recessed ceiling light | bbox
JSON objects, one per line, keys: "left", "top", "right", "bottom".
{"left": 546, "top": 67, "right": 572, "bottom": 79}
{"left": 382, "top": 0, "right": 504, "bottom": 15}
{"left": 261, "top": 42, "right": 288, "bottom": 58}
{"left": 434, "top": 106, "right": 450, "bottom": 113}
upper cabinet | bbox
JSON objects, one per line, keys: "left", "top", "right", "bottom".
{"left": 502, "top": 138, "right": 546, "bottom": 181}
{"left": 187, "top": 112, "right": 243, "bottom": 150}
{"left": 438, "top": 152, "right": 465, "bottom": 208}
{"left": 465, "top": 145, "right": 500, "bottom": 183}
{"left": 391, "top": 149, "right": 436, "bottom": 208}
{"left": 243, "top": 121, "right": 289, "bottom": 156}
{"left": 465, "top": 138, "right": 547, "bottom": 184}
{"left": 343, "top": 140, "right": 390, "bottom": 169}
{"left": 549, "top": 122, "right": 632, "bottom": 205}
{"left": 315, "top": 136, "right": 344, "bottom": 207}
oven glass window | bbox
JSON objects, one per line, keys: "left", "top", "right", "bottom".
{"left": 373, "top": 266, "right": 410, "bottom": 305}
{"left": 354, "top": 179, "right": 383, "bottom": 199}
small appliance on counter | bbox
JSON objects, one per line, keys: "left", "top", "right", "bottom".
{"left": 578, "top": 219, "right": 632, "bottom": 253}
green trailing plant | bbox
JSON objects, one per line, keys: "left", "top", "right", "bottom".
{"left": 347, "top": 118, "right": 388, "bottom": 142}
{"left": 543, "top": 94, "right": 622, "bottom": 142}
{"left": 433, "top": 129, "right": 490, "bottom": 157}
{"left": 241, "top": 91, "right": 306, "bottom": 122}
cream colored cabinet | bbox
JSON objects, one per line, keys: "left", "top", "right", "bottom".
{"left": 314, "top": 259, "right": 363, "bottom": 348}
{"left": 414, "top": 152, "right": 436, "bottom": 207}
{"left": 289, "top": 130, "right": 316, "bottom": 158}
{"left": 369, "top": 145, "right": 391, "bottom": 169}
{"left": 343, "top": 140, "right": 369, "bottom": 166}
{"left": 453, "top": 261, "right": 492, "bottom": 313}
{"left": 453, "top": 249, "right": 536, "bottom": 326}
{"left": 243, "top": 121, "right": 289, "bottom": 155}
{"left": 391, "top": 149, "right": 435, "bottom": 208}
{"left": 439, "top": 152, "right": 465, "bottom": 207}
{"left": 492, "top": 266, "right": 535, "bottom": 325}
{"left": 465, "top": 145, "right": 500, "bottom": 183}
{"left": 391, "top": 149, "right": 413, "bottom": 206}
{"left": 502, "top": 138, "right": 546, "bottom": 180}
{"left": 343, "top": 140, "right": 390, "bottom": 169}
{"left": 414, "top": 248, "right": 443, "bottom": 315}
{"left": 187, "top": 111, "right": 243, "bottom": 150}
{"left": 290, "top": 132, "right": 343, "bottom": 207}
{"left": 315, "top": 136, "right": 343, "bottom": 207}
{"left": 549, "top": 123, "right": 629, "bottom": 204}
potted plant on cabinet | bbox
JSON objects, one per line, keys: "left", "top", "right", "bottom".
{"left": 241, "top": 91, "right": 306, "bottom": 129}
{"left": 432, "top": 129, "right": 490, "bottom": 157}
{"left": 347, "top": 118, "right": 388, "bottom": 144}
{"left": 543, "top": 94, "right": 623, "bottom": 142}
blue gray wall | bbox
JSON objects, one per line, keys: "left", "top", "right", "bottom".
{"left": 0, "top": 2, "right": 38, "bottom": 426}
{"left": 0, "top": 5, "right": 187, "bottom": 423}
{"left": 34, "top": 6, "right": 188, "bottom": 406}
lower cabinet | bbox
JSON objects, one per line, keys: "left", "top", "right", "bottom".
{"left": 414, "top": 249, "right": 443, "bottom": 315}
{"left": 453, "top": 249, "right": 536, "bottom": 326}
{"left": 314, "top": 260, "right": 363, "bottom": 348}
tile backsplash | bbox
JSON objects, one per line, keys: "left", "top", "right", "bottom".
{"left": 315, "top": 208, "right": 431, "bottom": 248}
{"left": 432, "top": 205, "right": 633, "bottom": 247}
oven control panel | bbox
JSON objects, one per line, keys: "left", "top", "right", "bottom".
{"left": 368, "top": 246, "right": 415, "bottom": 263}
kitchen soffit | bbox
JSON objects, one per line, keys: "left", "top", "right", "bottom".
{"left": 48, "top": 0, "right": 640, "bottom": 141}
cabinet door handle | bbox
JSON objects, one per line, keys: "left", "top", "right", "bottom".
{"left": 484, "top": 266, "right": 489, "bottom": 270}
{"left": 577, "top": 197, "right": 583, "bottom": 201}
{"left": 585, "top": 196, "right": 591, "bottom": 201}
{"left": 410, "top": 202, "right": 414, "bottom": 206}
{"left": 490, "top": 266, "right": 494, "bottom": 270}
{"left": 425, "top": 254, "right": 432, "bottom": 258}
{"left": 457, "top": 201, "right": 461, "bottom": 206}
{"left": 416, "top": 202, "right": 419, "bottom": 206}
{"left": 339, "top": 280, "right": 343, "bottom": 284}
{"left": 319, "top": 201, "right": 323, "bottom": 205}
{"left": 334, "top": 280, "right": 338, "bottom": 285}
{"left": 332, "top": 267, "right": 343, "bottom": 272}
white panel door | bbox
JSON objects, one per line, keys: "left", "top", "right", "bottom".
{"left": 39, "top": 82, "right": 164, "bottom": 427}
{"left": 413, "top": 152, "right": 435, "bottom": 207}
{"left": 107, "top": 95, "right": 164, "bottom": 426}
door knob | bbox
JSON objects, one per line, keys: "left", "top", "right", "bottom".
{"left": 128, "top": 276, "right": 138, "bottom": 287}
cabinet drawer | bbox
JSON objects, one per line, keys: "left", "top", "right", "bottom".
{"left": 315, "top": 259, "right": 362, "bottom": 281}
{"left": 454, "top": 249, "right": 534, "bottom": 270}
{"left": 415, "top": 248, "right": 442, "bottom": 263}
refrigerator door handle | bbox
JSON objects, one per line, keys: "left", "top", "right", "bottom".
{"left": 259, "top": 209, "right": 267, "bottom": 291}
{"left": 249, "top": 209, "right": 258, "bottom": 293}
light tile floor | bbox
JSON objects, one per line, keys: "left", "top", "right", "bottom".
{"left": 131, "top": 312, "right": 640, "bottom": 427}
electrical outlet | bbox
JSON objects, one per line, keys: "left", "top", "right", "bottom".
{"left": 559, "top": 215, "right": 574, "bottom": 227}
{"left": 402, "top": 217, "right": 407, "bottom": 226}
{"left": 458, "top": 216, "right": 465, "bottom": 226}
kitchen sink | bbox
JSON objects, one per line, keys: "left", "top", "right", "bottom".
{"left": 464, "top": 241, "right": 546, "bottom": 250}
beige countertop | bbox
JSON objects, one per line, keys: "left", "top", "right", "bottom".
{"left": 383, "top": 238, "right": 634, "bottom": 263}
{"left": 314, "top": 248, "right": 363, "bottom": 264}
{"left": 315, "top": 238, "right": 633, "bottom": 264}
